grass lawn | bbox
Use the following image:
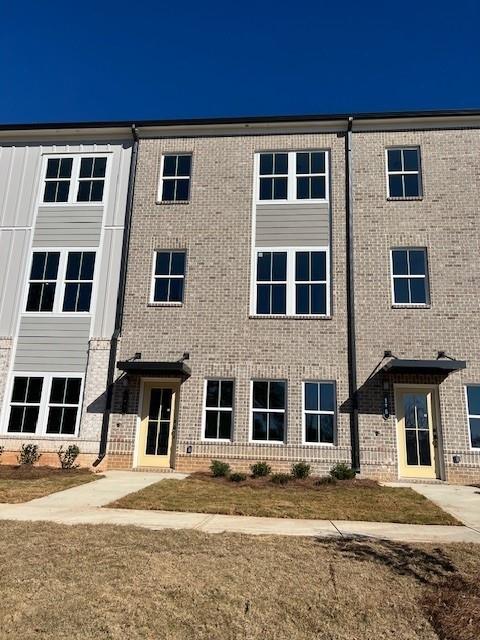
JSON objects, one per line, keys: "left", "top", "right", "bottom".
{"left": 0, "top": 520, "right": 478, "bottom": 640}
{"left": 0, "top": 465, "right": 101, "bottom": 503}
{"left": 110, "top": 474, "right": 458, "bottom": 525}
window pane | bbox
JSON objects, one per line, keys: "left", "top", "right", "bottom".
{"left": 176, "top": 179, "right": 190, "bottom": 201}
{"left": 305, "top": 413, "right": 319, "bottom": 442}
{"left": 77, "top": 283, "right": 93, "bottom": 311}
{"left": 59, "top": 158, "right": 73, "bottom": 178}
{"left": 387, "top": 149, "right": 402, "bottom": 172}
{"left": 41, "top": 282, "right": 56, "bottom": 311}
{"left": 305, "top": 383, "right": 319, "bottom": 411}
{"left": 274, "top": 153, "right": 288, "bottom": 175}
{"left": 272, "top": 252, "right": 287, "bottom": 280}
{"left": 253, "top": 412, "right": 267, "bottom": 440}
{"left": 154, "top": 279, "right": 169, "bottom": 302}
{"left": 404, "top": 174, "right": 420, "bottom": 197}
{"left": 257, "top": 252, "right": 271, "bottom": 282}
{"left": 319, "top": 414, "right": 334, "bottom": 443}
{"left": 393, "top": 278, "right": 410, "bottom": 304}
{"left": 205, "top": 412, "right": 218, "bottom": 438}
{"left": 268, "top": 413, "right": 284, "bottom": 441}
{"left": 320, "top": 383, "right": 334, "bottom": 412}
{"left": 23, "top": 407, "right": 39, "bottom": 433}
{"left": 271, "top": 284, "right": 286, "bottom": 314}
{"left": 162, "top": 179, "right": 176, "bottom": 201}
{"left": 50, "top": 378, "right": 66, "bottom": 403}
{"left": 273, "top": 177, "right": 287, "bottom": 199}
{"left": 66, "top": 252, "right": 81, "bottom": 280}
{"left": 30, "top": 252, "right": 46, "bottom": 279}
{"left": 46, "top": 407, "right": 62, "bottom": 433}
{"left": 418, "top": 430, "right": 431, "bottom": 466}
{"left": 392, "top": 250, "right": 408, "bottom": 276}
{"left": 218, "top": 412, "right": 232, "bottom": 439}
{"left": 296, "top": 152, "right": 309, "bottom": 174}
{"left": 311, "top": 152, "right": 325, "bottom": 173}
{"left": 56, "top": 181, "right": 70, "bottom": 202}
{"left": 66, "top": 378, "right": 81, "bottom": 404}
{"left": 389, "top": 175, "right": 404, "bottom": 197}
{"left": 296, "top": 284, "right": 309, "bottom": 314}
{"left": 155, "top": 252, "right": 170, "bottom": 275}
{"left": 26, "top": 284, "right": 42, "bottom": 311}
{"left": 43, "top": 182, "right": 57, "bottom": 202}
{"left": 311, "top": 284, "right": 327, "bottom": 314}
{"left": 46, "top": 158, "right": 60, "bottom": 179}
{"left": 469, "top": 418, "right": 480, "bottom": 448}
{"left": 296, "top": 177, "right": 309, "bottom": 199}
{"left": 311, "top": 176, "right": 326, "bottom": 199}
{"left": 311, "top": 252, "right": 326, "bottom": 281}
{"left": 409, "top": 278, "right": 427, "bottom": 304}
{"left": 406, "top": 430, "right": 418, "bottom": 465}
{"left": 170, "top": 252, "right": 185, "bottom": 276}
{"left": 169, "top": 279, "right": 184, "bottom": 302}
{"left": 467, "top": 386, "right": 480, "bottom": 416}
{"left": 163, "top": 156, "right": 177, "bottom": 177}
{"left": 62, "top": 284, "right": 78, "bottom": 312}
{"left": 45, "top": 253, "right": 60, "bottom": 280}
{"left": 90, "top": 181, "right": 105, "bottom": 202}
{"left": 269, "top": 381, "right": 285, "bottom": 409}
{"left": 206, "top": 380, "right": 219, "bottom": 407}
{"left": 256, "top": 284, "right": 270, "bottom": 314}
{"left": 177, "top": 155, "right": 191, "bottom": 177}
{"left": 259, "top": 177, "right": 273, "bottom": 200}
{"left": 408, "top": 250, "right": 426, "bottom": 275}
{"left": 61, "top": 407, "right": 78, "bottom": 434}
{"left": 403, "top": 149, "right": 419, "bottom": 171}
{"left": 79, "top": 158, "right": 93, "bottom": 179}
{"left": 93, "top": 157, "right": 107, "bottom": 177}
{"left": 8, "top": 406, "right": 24, "bottom": 432}
{"left": 12, "top": 378, "right": 28, "bottom": 403}
{"left": 253, "top": 381, "right": 268, "bottom": 409}
{"left": 80, "top": 252, "right": 96, "bottom": 280}
{"left": 220, "top": 381, "right": 233, "bottom": 408}
{"left": 259, "top": 154, "right": 273, "bottom": 176}
{"left": 27, "top": 378, "right": 43, "bottom": 403}
{"left": 77, "top": 181, "right": 92, "bottom": 202}
{"left": 296, "top": 252, "right": 309, "bottom": 281}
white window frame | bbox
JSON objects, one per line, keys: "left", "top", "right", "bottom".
{"left": 251, "top": 246, "right": 330, "bottom": 317}
{"left": 464, "top": 385, "right": 480, "bottom": 450}
{"left": 302, "top": 380, "right": 336, "bottom": 446}
{"left": 157, "top": 154, "right": 193, "bottom": 203}
{"left": 389, "top": 247, "right": 429, "bottom": 307}
{"left": 24, "top": 248, "right": 97, "bottom": 316}
{"left": 149, "top": 250, "right": 187, "bottom": 305}
{"left": 249, "top": 379, "right": 287, "bottom": 444}
{"left": 40, "top": 153, "right": 110, "bottom": 205}
{"left": 201, "top": 378, "right": 234, "bottom": 442}
{"left": 3, "top": 372, "right": 84, "bottom": 438}
{"left": 255, "top": 150, "right": 329, "bottom": 204}
{"left": 385, "top": 146, "right": 422, "bottom": 199}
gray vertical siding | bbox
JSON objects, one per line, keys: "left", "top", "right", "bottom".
{"left": 0, "top": 229, "right": 31, "bottom": 336}
{"left": 255, "top": 202, "right": 330, "bottom": 246}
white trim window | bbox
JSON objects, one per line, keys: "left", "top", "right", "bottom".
{"left": 251, "top": 380, "right": 286, "bottom": 442}
{"left": 6, "top": 374, "right": 83, "bottom": 437}
{"left": 386, "top": 147, "right": 422, "bottom": 198}
{"left": 254, "top": 247, "right": 329, "bottom": 316}
{"left": 46, "top": 377, "right": 83, "bottom": 435}
{"left": 257, "top": 151, "right": 328, "bottom": 203}
{"left": 465, "top": 386, "right": 480, "bottom": 449}
{"left": 303, "top": 381, "right": 335, "bottom": 444}
{"left": 151, "top": 250, "right": 186, "bottom": 303}
{"left": 391, "top": 248, "right": 429, "bottom": 305}
{"left": 25, "top": 249, "right": 97, "bottom": 314}
{"left": 42, "top": 155, "right": 108, "bottom": 204}
{"left": 7, "top": 376, "right": 43, "bottom": 433}
{"left": 159, "top": 154, "right": 192, "bottom": 202}
{"left": 203, "top": 379, "right": 234, "bottom": 440}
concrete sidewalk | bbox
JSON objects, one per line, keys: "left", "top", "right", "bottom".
{"left": 0, "top": 471, "right": 479, "bottom": 543}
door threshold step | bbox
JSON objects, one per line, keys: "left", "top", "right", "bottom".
{"left": 133, "top": 467, "right": 177, "bottom": 473}
{"left": 393, "top": 478, "right": 445, "bottom": 484}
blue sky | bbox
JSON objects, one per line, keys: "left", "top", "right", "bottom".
{"left": 1, "top": 0, "right": 479, "bottom": 123}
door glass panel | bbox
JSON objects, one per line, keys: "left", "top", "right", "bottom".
{"left": 157, "top": 422, "right": 170, "bottom": 455}
{"left": 415, "top": 394, "right": 428, "bottom": 428}
{"left": 405, "top": 430, "right": 418, "bottom": 465}
{"left": 404, "top": 394, "right": 416, "bottom": 427}
{"left": 149, "top": 389, "right": 162, "bottom": 421}
{"left": 160, "top": 389, "right": 172, "bottom": 420}
{"left": 402, "top": 392, "right": 432, "bottom": 467}
{"left": 418, "top": 430, "right": 432, "bottom": 466}
{"left": 145, "top": 388, "right": 173, "bottom": 456}
{"left": 146, "top": 422, "right": 158, "bottom": 455}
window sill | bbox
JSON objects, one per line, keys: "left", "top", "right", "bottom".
{"left": 155, "top": 200, "right": 190, "bottom": 206}
{"left": 387, "top": 197, "right": 423, "bottom": 202}
{"left": 391, "top": 304, "right": 431, "bottom": 310}
{"left": 249, "top": 314, "right": 332, "bottom": 320}
{"left": 147, "top": 302, "right": 183, "bottom": 308}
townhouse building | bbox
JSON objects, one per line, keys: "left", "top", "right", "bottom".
{"left": 1, "top": 111, "right": 479, "bottom": 483}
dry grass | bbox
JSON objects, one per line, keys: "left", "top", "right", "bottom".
{"left": 110, "top": 473, "right": 458, "bottom": 525}
{"left": 1, "top": 521, "right": 479, "bottom": 639}
{"left": 0, "top": 465, "right": 101, "bottom": 503}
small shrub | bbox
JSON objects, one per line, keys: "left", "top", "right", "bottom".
{"left": 57, "top": 445, "right": 80, "bottom": 470}
{"left": 229, "top": 472, "right": 247, "bottom": 483}
{"left": 250, "top": 461, "right": 271, "bottom": 478}
{"left": 315, "top": 475, "right": 337, "bottom": 486}
{"left": 291, "top": 461, "right": 311, "bottom": 479}
{"left": 210, "top": 459, "right": 231, "bottom": 477}
{"left": 271, "top": 472, "right": 292, "bottom": 485}
{"left": 329, "top": 462, "right": 356, "bottom": 480}
{"left": 18, "top": 444, "right": 41, "bottom": 466}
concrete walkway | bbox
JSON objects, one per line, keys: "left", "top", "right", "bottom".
{"left": 1, "top": 471, "right": 479, "bottom": 543}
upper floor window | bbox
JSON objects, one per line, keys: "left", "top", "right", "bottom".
{"left": 391, "top": 248, "right": 429, "bottom": 305}
{"left": 465, "top": 386, "right": 480, "bottom": 449}
{"left": 203, "top": 379, "right": 234, "bottom": 440}
{"left": 151, "top": 250, "right": 186, "bottom": 303}
{"left": 26, "top": 249, "right": 96, "bottom": 313}
{"left": 303, "top": 381, "right": 335, "bottom": 444}
{"left": 254, "top": 248, "right": 329, "bottom": 316}
{"left": 386, "top": 148, "right": 422, "bottom": 198}
{"left": 160, "top": 154, "right": 192, "bottom": 202}
{"left": 42, "top": 156, "right": 108, "bottom": 204}
{"left": 257, "top": 151, "right": 328, "bottom": 202}
{"left": 251, "top": 380, "right": 286, "bottom": 442}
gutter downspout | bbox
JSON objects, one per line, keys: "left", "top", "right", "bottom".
{"left": 93, "top": 124, "right": 139, "bottom": 466}
{"left": 346, "top": 116, "right": 360, "bottom": 472}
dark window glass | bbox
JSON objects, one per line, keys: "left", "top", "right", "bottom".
{"left": 205, "top": 412, "right": 218, "bottom": 439}
{"left": 260, "top": 154, "right": 273, "bottom": 175}
{"left": 271, "top": 284, "right": 286, "bottom": 314}
{"left": 177, "top": 155, "right": 191, "bottom": 177}
{"left": 296, "top": 252, "right": 309, "bottom": 281}
{"left": 272, "top": 252, "right": 287, "bottom": 280}
{"left": 404, "top": 174, "right": 420, "bottom": 197}
{"left": 161, "top": 155, "right": 191, "bottom": 201}
{"left": 387, "top": 149, "right": 402, "bottom": 172}
{"left": 257, "top": 252, "right": 271, "bottom": 281}
{"left": 206, "top": 381, "right": 220, "bottom": 407}
{"left": 393, "top": 278, "right": 410, "bottom": 304}
{"left": 392, "top": 250, "right": 408, "bottom": 275}
{"left": 408, "top": 250, "right": 425, "bottom": 275}
{"left": 26, "top": 252, "right": 59, "bottom": 312}
{"left": 388, "top": 175, "right": 404, "bottom": 198}
{"left": 253, "top": 412, "right": 267, "bottom": 440}
{"left": 304, "top": 382, "right": 335, "bottom": 443}
{"left": 268, "top": 413, "right": 284, "bottom": 441}
{"left": 409, "top": 279, "right": 427, "bottom": 304}
{"left": 11, "top": 377, "right": 28, "bottom": 403}
{"left": 162, "top": 180, "right": 176, "bottom": 201}
{"left": 311, "top": 176, "right": 326, "bottom": 199}
{"left": 44, "top": 158, "right": 73, "bottom": 203}
{"left": 77, "top": 158, "right": 106, "bottom": 202}
{"left": 220, "top": 381, "right": 233, "bottom": 408}
{"left": 259, "top": 178, "right": 273, "bottom": 200}
{"left": 176, "top": 179, "right": 190, "bottom": 201}
{"left": 163, "top": 155, "right": 177, "bottom": 177}
{"left": 469, "top": 418, "right": 480, "bottom": 448}
{"left": 311, "top": 252, "right": 326, "bottom": 281}
{"left": 311, "top": 152, "right": 325, "bottom": 173}
{"left": 296, "top": 284, "right": 309, "bottom": 314}
{"left": 219, "top": 412, "right": 232, "bottom": 439}
{"left": 392, "top": 249, "right": 428, "bottom": 305}
{"left": 274, "top": 153, "right": 288, "bottom": 175}
{"left": 171, "top": 251, "right": 185, "bottom": 276}
{"left": 8, "top": 377, "right": 43, "bottom": 434}
{"left": 66, "top": 252, "right": 82, "bottom": 280}
{"left": 153, "top": 251, "right": 186, "bottom": 303}
{"left": 320, "top": 383, "right": 335, "bottom": 412}
{"left": 204, "top": 380, "right": 233, "bottom": 439}
{"left": 403, "top": 149, "right": 419, "bottom": 171}
{"left": 296, "top": 152, "right": 309, "bottom": 174}
{"left": 155, "top": 252, "right": 170, "bottom": 275}
{"left": 79, "top": 158, "right": 93, "bottom": 178}
{"left": 169, "top": 279, "right": 183, "bottom": 302}
{"left": 273, "top": 177, "right": 288, "bottom": 199}
{"left": 387, "top": 148, "right": 421, "bottom": 198}
{"left": 296, "top": 177, "right": 309, "bottom": 199}
{"left": 253, "top": 381, "right": 268, "bottom": 409}
{"left": 305, "top": 383, "right": 319, "bottom": 411}
{"left": 269, "top": 381, "right": 285, "bottom": 410}
{"left": 319, "top": 414, "right": 334, "bottom": 443}
{"left": 305, "top": 414, "right": 318, "bottom": 443}
{"left": 467, "top": 386, "right": 480, "bottom": 416}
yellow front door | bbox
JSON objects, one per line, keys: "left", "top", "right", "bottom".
{"left": 395, "top": 387, "right": 438, "bottom": 479}
{"left": 137, "top": 382, "right": 177, "bottom": 468}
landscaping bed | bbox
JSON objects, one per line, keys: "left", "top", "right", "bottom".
{"left": 0, "top": 465, "right": 101, "bottom": 503}
{"left": 110, "top": 471, "right": 458, "bottom": 525}
{"left": 0, "top": 520, "right": 477, "bottom": 640}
